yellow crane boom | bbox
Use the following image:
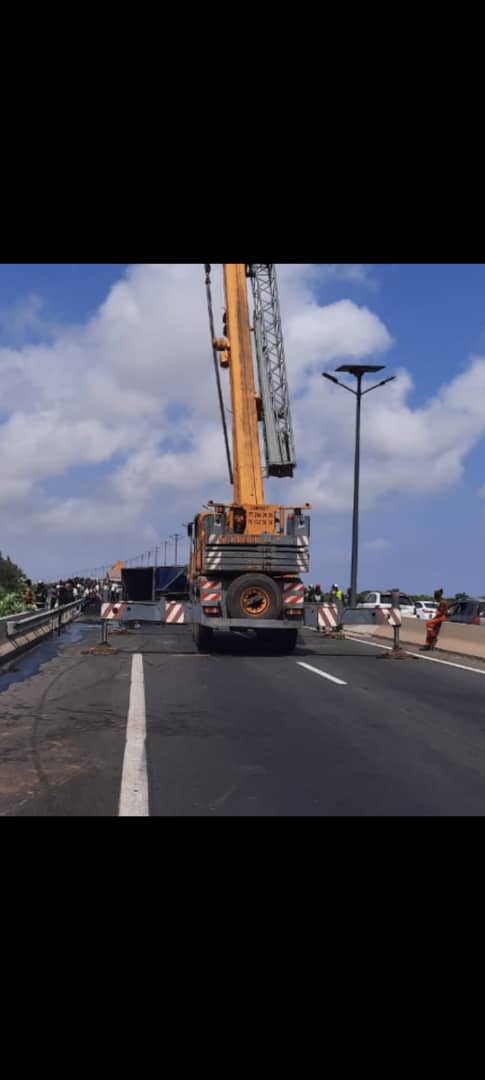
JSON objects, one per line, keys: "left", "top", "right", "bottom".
{"left": 215, "top": 263, "right": 265, "bottom": 506}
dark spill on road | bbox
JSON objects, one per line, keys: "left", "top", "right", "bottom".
{"left": 0, "top": 621, "right": 98, "bottom": 694}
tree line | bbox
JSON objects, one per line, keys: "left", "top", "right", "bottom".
{"left": 0, "top": 551, "right": 28, "bottom": 616}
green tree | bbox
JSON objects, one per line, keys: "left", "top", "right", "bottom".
{"left": 0, "top": 551, "right": 26, "bottom": 594}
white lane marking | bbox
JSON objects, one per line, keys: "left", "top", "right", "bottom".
{"left": 119, "top": 654, "right": 149, "bottom": 816}
{"left": 347, "top": 635, "right": 485, "bottom": 676}
{"left": 297, "top": 661, "right": 347, "bottom": 686}
{"left": 346, "top": 636, "right": 392, "bottom": 651}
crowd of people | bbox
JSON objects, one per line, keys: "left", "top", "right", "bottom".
{"left": 304, "top": 583, "right": 345, "bottom": 606}
{"left": 22, "top": 577, "right": 112, "bottom": 611}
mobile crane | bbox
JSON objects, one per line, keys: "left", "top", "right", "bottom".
{"left": 186, "top": 264, "right": 311, "bottom": 652}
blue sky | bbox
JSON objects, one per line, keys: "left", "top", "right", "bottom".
{"left": 0, "top": 264, "right": 130, "bottom": 329}
{"left": 1, "top": 263, "right": 485, "bottom": 596}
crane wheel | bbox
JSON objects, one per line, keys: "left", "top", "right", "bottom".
{"left": 226, "top": 574, "right": 282, "bottom": 620}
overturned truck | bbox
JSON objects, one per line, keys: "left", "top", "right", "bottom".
{"left": 118, "top": 565, "right": 189, "bottom": 625}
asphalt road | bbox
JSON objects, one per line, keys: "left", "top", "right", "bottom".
{"left": 2, "top": 621, "right": 485, "bottom": 815}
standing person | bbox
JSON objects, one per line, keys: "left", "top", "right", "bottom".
{"left": 313, "top": 583, "right": 324, "bottom": 602}
{"left": 24, "top": 579, "right": 33, "bottom": 606}
{"left": 421, "top": 589, "right": 448, "bottom": 650}
{"left": 330, "top": 583, "right": 343, "bottom": 610}
{"left": 330, "top": 583, "right": 344, "bottom": 626}
{"left": 35, "top": 581, "right": 48, "bottom": 609}
{"left": 49, "top": 584, "right": 57, "bottom": 610}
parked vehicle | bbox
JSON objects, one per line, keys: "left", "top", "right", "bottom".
{"left": 356, "top": 590, "right": 417, "bottom": 618}
{"left": 415, "top": 600, "right": 438, "bottom": 619}
{"left": 446, "top": 598, "right": 485, "bottom": 625}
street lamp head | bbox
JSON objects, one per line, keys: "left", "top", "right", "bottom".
{"left": 373, "top": 375, "right": 396, "bottom": 388}
{"left": 335, "top": 364, "right": 385, "bottom": 376}
{"left": 322, "top": 372, "right": 340, "bottom": 385}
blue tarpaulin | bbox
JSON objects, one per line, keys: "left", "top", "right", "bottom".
{"left": 155, "top": 566, "right": 188, "bottom": 594}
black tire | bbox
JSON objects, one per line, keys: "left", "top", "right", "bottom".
{"left": 192, "top": 623, "right": 214, "bottom": 652}
{"left": 257, "top": 629, "right": 298, "bottom": 653}
{"left": 226, "top": 573, "right": 282, "bottom": 620}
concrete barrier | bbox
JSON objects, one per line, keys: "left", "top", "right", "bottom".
{"left": 347, "top": 616, "right": 485, "bottom": 661}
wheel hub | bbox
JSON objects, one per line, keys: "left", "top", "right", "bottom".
{"left": 240, "top": 586, "right": 271, "bottom": 617}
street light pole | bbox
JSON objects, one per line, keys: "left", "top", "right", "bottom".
{"left": 322, "top": 364, "right": 396, "bottom": 608}
{"left": 350, "top": 372, "right": 363, "bottom": 610}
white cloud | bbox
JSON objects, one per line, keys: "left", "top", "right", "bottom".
{"left": 1, "top": 263, "right": 485, "bottom": 578}
{"left": 316, "top": 264, "right": 378, "bottom": 288}
{"left": 0, "top": 293, "right": 45, "bottom": 341}
{"left": 362, "top": 538, "right": 392, "bottom": 553}
{"left": 287, "top": 299, "right": 393, "bottom": 368}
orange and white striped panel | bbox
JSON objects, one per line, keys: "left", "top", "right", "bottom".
{"left": 199, "top": 578, "right": 222, "bottom": 604}
{"left": 165, "top": 601, "right": 185, "bottom": 624}
{"left": 317, "top": 604, "right": 339, "bottom": 629}
{"left": 283, "top": 582, "right": 305, "bottom": 606}
{"left": 376, "top": 606, "right": 402, "bottom": 627}
{"left": 101, "top": 603, "right": 128, "bottom": 620}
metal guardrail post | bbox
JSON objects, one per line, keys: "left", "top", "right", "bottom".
{"left": 82, "top": 610, "right": 116, "bottom": 654}
{"left": 383, "top": 589, "right": 410, "bottom": 660}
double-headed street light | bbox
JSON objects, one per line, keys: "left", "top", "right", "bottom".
{"left": 322, "top": 364, "right": 396, "bottom": 608}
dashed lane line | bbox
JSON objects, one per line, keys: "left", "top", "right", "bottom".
{"left": 297, "top": 661, "right": 347, "bottom": 686}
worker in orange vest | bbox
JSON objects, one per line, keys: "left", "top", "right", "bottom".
{"left": 421, "top": 589, "right": 448, "bottom": 650}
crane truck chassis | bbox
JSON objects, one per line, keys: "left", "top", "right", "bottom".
{"left": 185, "top": 499, "right": 311, "bottom": 652}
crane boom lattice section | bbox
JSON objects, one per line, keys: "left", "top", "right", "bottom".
{"left": 249, "top": 263, "right": 296, "bottom": 477}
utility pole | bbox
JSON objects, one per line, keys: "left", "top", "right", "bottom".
{"left": 322, "top": 364, "right": 396, "bottom": 608}
{"left": 173, "top": 533, "right": 181, "bottom": 564}
{"left": 164, "top": 540, "right": 168, "bottom": 565}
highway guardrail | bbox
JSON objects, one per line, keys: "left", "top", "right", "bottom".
{"left": 6, "top": 599, "right": 83, "bottom": 638}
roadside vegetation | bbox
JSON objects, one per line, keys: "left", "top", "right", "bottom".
{"left": 0, "top": 552, "right": 28, "bottom": 617}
